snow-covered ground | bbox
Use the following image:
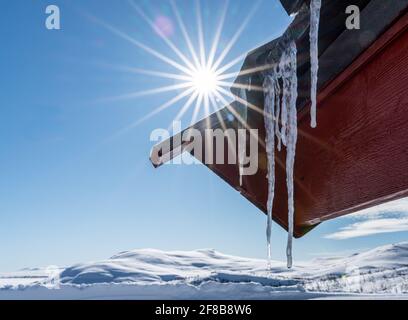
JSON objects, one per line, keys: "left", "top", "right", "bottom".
{"left": 0, "top": 243, "right": 407, "bottom": 300}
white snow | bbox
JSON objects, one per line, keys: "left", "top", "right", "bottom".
{"left": 309, "top": 0, "right": 322, "bottom": 128}
{"left": 263, "top": 41, "right": 298, "bottom": 268}
{"left": 1, "top": 243, "right": 407, "bottom": 300}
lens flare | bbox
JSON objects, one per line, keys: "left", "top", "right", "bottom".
{"left": 190, "top": 66, "right": 220, "bottom": 95}
{"left": 90, "top": 0, "right": 264, "bottom": 136}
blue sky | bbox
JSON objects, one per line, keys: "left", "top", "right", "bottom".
{"left": 0, "top": 0, "right": 407, "bottom": 272}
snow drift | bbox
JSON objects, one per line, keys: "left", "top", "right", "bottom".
{"left": 0, "top": 243, "right": 407, "bottom": 300}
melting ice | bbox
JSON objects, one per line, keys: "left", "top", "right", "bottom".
{"left": 238, "top": 87, "right": 248, "bottom": 187}
{"left": 263, "top": 41, "right": 298, "bottom": 269}
{"left": 263, "top": 75, "right": 276, "bottom": 266}
{"left": 310, "top": 0, "right": 321, "bottom": 128}
{"left": 263, "top": 1, "right": 321, "bottom": 269}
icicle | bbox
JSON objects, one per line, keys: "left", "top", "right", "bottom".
{"left": 274, "top": 80, "right": 282, "bottom": 151}
{"left": 263, "top": 75, "right": 276, "bottom": 268}
{"left": 284, "top": 41, "right": 298, "bottom": 269}
{"left": 279, "top": 57, "right": 288, "bottom": 147}
{"left": 238, "top": 86, "right": 248, "bottom": 187}
{"left": 262, "top": 1, "right": 321, "bottom": 268}
{"left": 310, "top": 0, "right": 321, "bottom": 128}
{"left": 263, "top": 41, "right": 298, "bottom": 269}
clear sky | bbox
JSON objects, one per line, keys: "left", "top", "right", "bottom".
{"left": 0, "top": 0, "right": 407, "bottom": 272}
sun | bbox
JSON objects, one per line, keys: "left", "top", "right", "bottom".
{"left": 189, "top": 66, "right": 220, "bottom": 96}
{"left": 93, "top": 0, "right": 262, "bottom": 130}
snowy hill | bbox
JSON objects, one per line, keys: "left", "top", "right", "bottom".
{"left": 0, "top": 243, "right": 407, "bottom": 300}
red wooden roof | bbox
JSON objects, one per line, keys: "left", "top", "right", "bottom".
{"left": 151, "top": 2, "right": 408, "bottom": 237}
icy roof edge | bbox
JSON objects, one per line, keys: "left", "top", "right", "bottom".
{"left": 280, "top": 0, "right": 309, "bottom": 15}
{"left": 230, "top": 2, "right": 310, "bottom": 96}
{"left": 232, "top": 0, "right": 408, "bottom": 110}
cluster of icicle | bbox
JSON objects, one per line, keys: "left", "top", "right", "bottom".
{"left": 263, "top": 41, "right": 298, "bottom": 269}
{"left": 263, "top": 0, "right": 321, "bottom": 269}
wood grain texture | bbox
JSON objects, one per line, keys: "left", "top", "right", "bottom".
{"left": 232, "top": 10, "right": 408, "bottom": 237}
{"left": 279, "top": 10, "right": 408, "bottom": 232}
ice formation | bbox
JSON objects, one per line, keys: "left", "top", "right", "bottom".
{"left": 238, "top": 87, "right": 248, "bottom": 187}
{"left": 263, "top": 0, "right": 322, "bottom": 269}
{"left": 263, "top": 41, "right": 298, "bottom": 269}
{"left": 263, "top": 76, "right": 276, "bottom": 266}
{"left": 310, "top": 0, "right": 322, "bottom": 128}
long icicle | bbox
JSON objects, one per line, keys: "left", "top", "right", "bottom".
{"left": 263, "top": 75, "right": 276, "bottom": 268}
{"left": 285, "top": 41, "right": 298, "bottom": 269}
{"left": 280, "top": 65, "right": 288, "bottom": 147}
{"left": 274, "top": 80, "right": 282, "bottom": 151}
{"left": 263, "top": 41, "right": 298, "bottom": 269}
{"left": 263, "top": 0, "right": 321, "bottom": 268}
{"left": 310, "top": 0, "right": 321, "bottom": 128}
{"left": 238, "top": 85, "right": 248, "bottom": 187}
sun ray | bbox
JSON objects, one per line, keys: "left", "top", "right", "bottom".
{"left": 90, "top": 0, "right": 275, "bottom": 142}
{"left": 217, "top": 86, "right": 273, "bottom": 122}
{"left": 217, "top": 63, "right": 275, "bottom": 81}
{"left": 218, "top": 81, "right": 264, "bottom": 92}
{"left": 120, "top": 67, "right": 191, "bottom": 81}
{"left": 127, "top": 87, "right": 196, "bottom": 131}
{"left": 220, "top": 86, "right": 337, "bottom": 156}
{"left": 196, "top": 0, "right": 206, "bottom": 67}
{"left": 136, "top": 87, "right": 196, "bottom": 126}
{"left": 85, "top": 13, "right": 193, "bottom": 76}
{"left": 213, "top": 90, "right": 249, "bottom": 131}
{"left": 208, "top": 93, "right": 237, "bottom": 160}
{"left": 214, "top": 92, "right": 245, "bottom": 125}
{"left": 189, "top": 93, "right": 204, "bottom": 127}
{"left": 170, "top": 91, "right": 200, "bottom": 130}
{"left": 211, "top": 0, "right": 262, "bottom": 72}
{"left": 95, "top": 82, "right": 193, "bottom": 104}
{"left": 209, "top": 96, "right": 227, "bottom": 132}
{"left": 95, "top": 62, "right": 192, "bottom": 82}
{"left": 204, "top": 93, "right": 211, "bottom": 119}
{"left": 128, "top": 0, "right": 197, "bottom": 72}
{"left": 214, "top": 33, "right": 283, "bottom": 77}
{"left": 103, "top": 88, "right": 194, "bottom": 142}
{"left": 208, "top": 93, "right": 220, "bottom": 113}
{"left": 207, "top": 0, "right": 229, "bottom": 69}
{"left": 214, "top": 51, "right": 249, "bottom": 76}
{"left": 170, "top": 0, "right": 201, "bottom": 69}
{"left": 214, "top": 89, "right": 266, "bottom": 149}
{"left": 203, "top": 93, "right": 214, "bottom": 163}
